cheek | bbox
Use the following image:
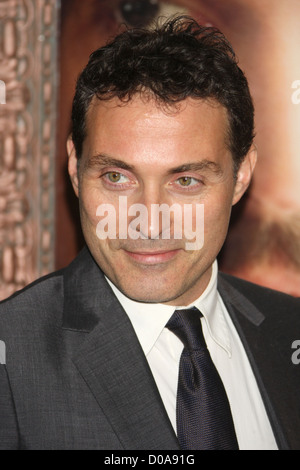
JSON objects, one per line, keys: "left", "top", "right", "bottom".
{"left": 78, "top": 186, "right": 102, "bottom": 235}
{"left": 79, "top": 196, "right": 95, "bottom": 222}
{"left": 203, "top": 196, "right": 233, "bottom": 238}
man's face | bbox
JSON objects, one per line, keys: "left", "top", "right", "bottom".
{"left": 68, "top": 96, "right": 255, "bottom": 305}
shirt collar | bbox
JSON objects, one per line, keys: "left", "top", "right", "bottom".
{"left": 105, "top": 260, "right": 231, "bottom": 357}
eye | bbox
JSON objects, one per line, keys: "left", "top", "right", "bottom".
{"left": 117, "top": 0, "right": 188, "bottom": 28}
{"left": 176, "top": 176, "right": 199, "bottom": 187}
{"left": 104, "top": 171, "right": 129, "bottom": 184}
{"left": 119, "top": 0, "right": 159, "bottom": 27}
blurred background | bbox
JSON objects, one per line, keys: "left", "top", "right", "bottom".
{"left": 1, "top": 0, "right": 300, "bottom": 300}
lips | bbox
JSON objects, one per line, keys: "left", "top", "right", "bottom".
{"left": 124, "top": 249, "right": 180, "bottom": 264}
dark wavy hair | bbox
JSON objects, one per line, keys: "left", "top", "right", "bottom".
{"left": 71, "top": 16, "right": 254, "bottom": 171}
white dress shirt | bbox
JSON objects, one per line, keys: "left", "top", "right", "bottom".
{"left": 106, "top": 261, "right": 278, "bottom": 450}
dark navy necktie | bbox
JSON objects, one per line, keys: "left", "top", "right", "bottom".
{"left": 166, "top": 306, "right": 239, "bottom": 450}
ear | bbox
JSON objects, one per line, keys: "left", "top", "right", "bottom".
{"left": 67, "top": 136, "right": 80, "bottom": 197}
{"left": 232, "top": 145, "right": 257, "bottom": 206}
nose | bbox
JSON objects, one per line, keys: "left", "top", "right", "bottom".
{"left": 128, "top": 184, "right": 172, "bottom": 240}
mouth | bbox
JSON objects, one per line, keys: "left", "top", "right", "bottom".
{"left": 123, "top": 249, "right": 181, "bottom": 265}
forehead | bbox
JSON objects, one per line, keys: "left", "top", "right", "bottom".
{"left": 84, "top": 95, "right": 230, "bottom": 165}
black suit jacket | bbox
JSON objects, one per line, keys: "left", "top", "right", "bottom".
{"left": 0, "top": 247, "right": 299, "bottom": 449}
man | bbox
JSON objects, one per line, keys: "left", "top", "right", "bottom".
{"left": 59, "top": 0, "right": 300, "bottom": 297}
{"left": 0, "top": 16, "right": 299, "bottom": 450}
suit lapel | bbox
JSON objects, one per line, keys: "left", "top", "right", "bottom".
{"left": 218, "top": 273, "right": 291, "bottom": 450}
{"left": 63, "top": 247, "right": 179, "bottom": 450}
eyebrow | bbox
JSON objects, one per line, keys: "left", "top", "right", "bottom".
{"left": 86, "top": 154, "right": 135, "bottom": 171}
{"left": 86, "top": 153, "right": 223, "bottom": 176}
{"left": 167, "top": 161, "right": 223, "bottom": 176}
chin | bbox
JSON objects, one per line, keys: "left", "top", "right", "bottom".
{"left": 119, "top": 284, "right": 177, "bottom": 304}
{"left": 124, "top": 291, "right": 171, "bottom": 304}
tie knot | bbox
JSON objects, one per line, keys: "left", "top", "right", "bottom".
{"left": 166, "top": 306, "right": 206, "bottom": 352}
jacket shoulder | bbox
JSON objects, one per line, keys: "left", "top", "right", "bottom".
{"left": 218, "top": 271, "right": 300, "bottom": 315}
{"left": 0, "top": 269, "right": 65, "bottom": 326}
